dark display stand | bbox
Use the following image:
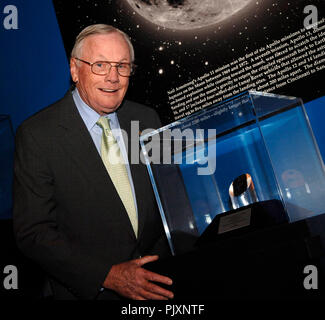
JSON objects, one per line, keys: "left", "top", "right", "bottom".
{"left": 196, "top": 199, "right": 288, "bottom": 247}
{"left": 147, "top": 213, "right": 325, "bottom": 299}
{"left": 1, "top": 214, "right": 325, "bottom": 300}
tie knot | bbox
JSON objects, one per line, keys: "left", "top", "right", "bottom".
{"left": 97, "top": 116, "right": 111, "bottom": 131}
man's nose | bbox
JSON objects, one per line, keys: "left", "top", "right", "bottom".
{"left": 105, "top": 66, "right": 120, "bottom": 82}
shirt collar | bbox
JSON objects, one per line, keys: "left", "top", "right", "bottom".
{"left": 72, "top": 88, "right": 118, "bottom": 131}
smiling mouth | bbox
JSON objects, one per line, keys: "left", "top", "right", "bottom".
{"left": 99, "top": 88, "right": 118, "bottom": 93}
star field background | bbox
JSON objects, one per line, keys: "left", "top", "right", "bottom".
{"left": 53, "top": 0, "right": 325, "bottom": 125}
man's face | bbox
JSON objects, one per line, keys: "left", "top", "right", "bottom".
{"left": 70, "top": 32, "right": 131, "bottom": 115}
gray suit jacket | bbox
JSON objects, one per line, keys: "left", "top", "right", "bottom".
{"left": 13, "top": 91, "right": 170, "bottom": 300}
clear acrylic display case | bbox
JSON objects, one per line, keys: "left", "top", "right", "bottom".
{"left": 140, "top": 91, "right": 325, "bottom": 255}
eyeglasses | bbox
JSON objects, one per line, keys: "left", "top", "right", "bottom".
{"left": 74, "top": 57, "right": 136, "bottom": 77}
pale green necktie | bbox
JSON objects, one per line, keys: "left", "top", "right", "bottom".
{"left": 97, "top": 116, "right": 138, "bottom": 237}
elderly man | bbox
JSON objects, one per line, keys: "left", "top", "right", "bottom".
{"left": 13, "top": 24, "right": 173, "bottom": 300}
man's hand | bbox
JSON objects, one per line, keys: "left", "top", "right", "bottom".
{"left": 103, "top": 255, "right": 174, "bottom": 300}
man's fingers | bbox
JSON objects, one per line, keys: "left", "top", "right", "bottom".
{"left": 139, "top": 289, "right": 169, "bottom": 300}
{"left": 144, "top": 281, "right": 174, "bottom": 299}
{"left": 107, "top": 256, "right": 174, "bottom": 300}
{"left": 134, "top": 256, "right": 173, "bottom": 286}
{"left": 135, "top": 255, "right": 159, "bottom": 266}
{"left": 144, "top": 269, "right": 173, "bottom": 286}
{"left": 141, "top": 270, "right": 174, "bottom": 299}
{"left": 134, "top": 294, "right": 146, "bottom": 300}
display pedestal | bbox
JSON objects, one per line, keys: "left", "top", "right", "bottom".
{"left": 147, "top": 213, "right": 325, "bottom": 299}
{"left": 197, "top": 199, "right": 288, "bottom": 246}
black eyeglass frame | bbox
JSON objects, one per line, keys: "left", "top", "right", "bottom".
{"left": 74, "top": 57, "right": 136, "bottom": 77}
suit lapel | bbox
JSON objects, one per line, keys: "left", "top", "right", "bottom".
{"left": 56, "top": 92, "right": 136, "bottom": 239}
{"left": 117, "top": 102, "right": 148, "bottom": 240}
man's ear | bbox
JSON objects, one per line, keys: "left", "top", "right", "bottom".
{"left": 70, "top": 58, "right": 79, "bottom": 83}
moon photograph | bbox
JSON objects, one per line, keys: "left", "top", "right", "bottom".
{"left": 125, "top": 0, "right": 253, "bottom": 30}
{"left": 52, "top": 0, "right": 325, "bottom": 124}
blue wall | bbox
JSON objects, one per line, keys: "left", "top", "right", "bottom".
{"left": 0, "top": 0, "right": 70, "bottom": 218}
{"left": 0, "top": 0, "right": 70, "bottom": 131}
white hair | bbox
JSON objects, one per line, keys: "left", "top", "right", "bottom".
{"left": 71, "top": 24, "right": 135, "bottom": 62}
